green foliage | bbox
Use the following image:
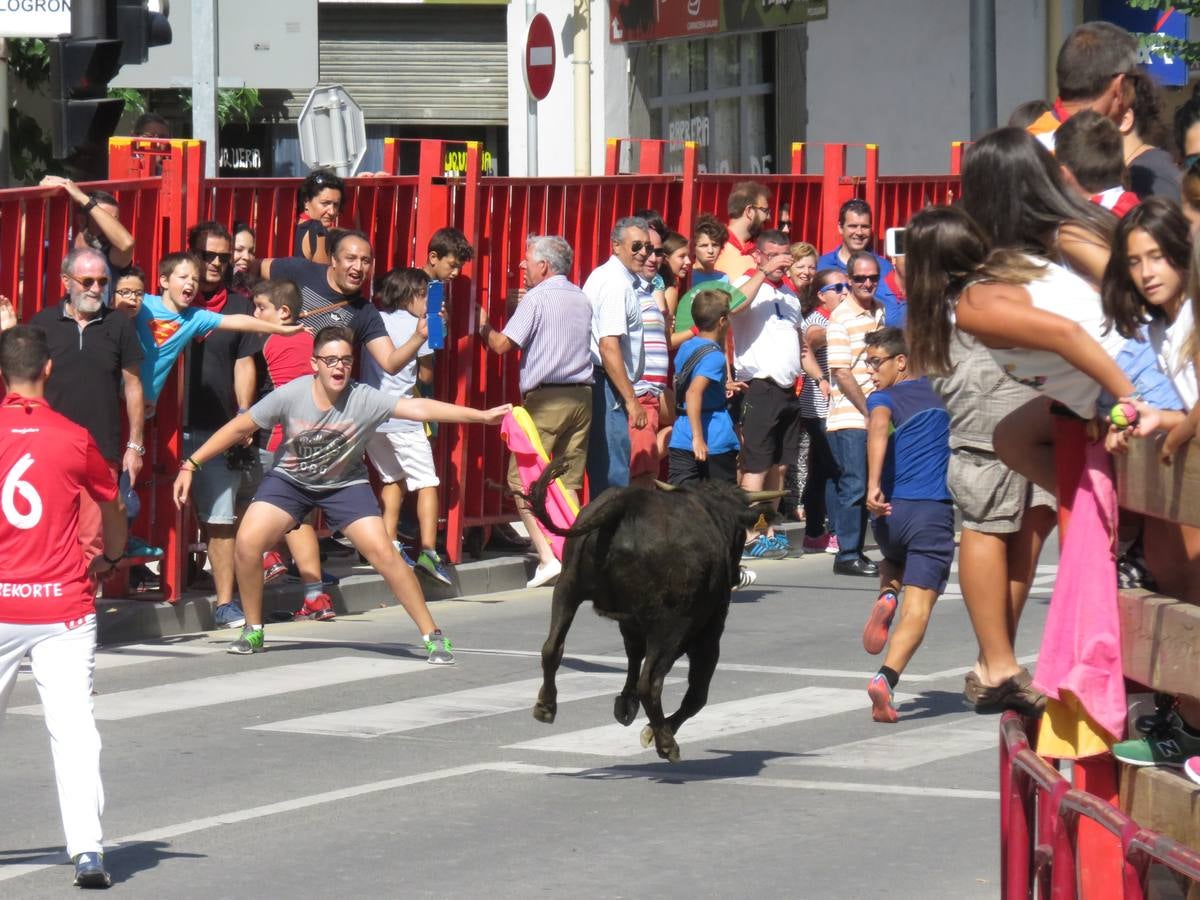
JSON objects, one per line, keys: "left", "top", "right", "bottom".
{"left": 1124, "top": 1, "right": 1200, "bottom": 66}
{"left": 8, "top": 38, "right": 50, "bottom": 91}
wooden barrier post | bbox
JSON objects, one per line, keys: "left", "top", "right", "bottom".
{"left": 382, "top": 137, "right": 401, "bottom": 176}
{"left": 820, "top": 143, "right": 848, "bottom": 252}
{"left": 604, "top": 138, "right": 621, "bottom": 176}
{"left": 950, "top": 141, "right": 966, "bottom": 176}
{"left": 677, "top": 140, "right": 698, "bottom": 241}
{"left": 864, "top": 143, "right": 879, "bottom": 241}
{"left": 790, "top": 142, "right": 807, "bottom": 175}
{"left": 638, "top": 140, "right": 664, "bottom": 175}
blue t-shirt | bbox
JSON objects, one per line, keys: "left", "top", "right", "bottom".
{"left": 866, "top": 376, "right": 950, "bottom": 501}
{"left": 135, "top": 294, "right": 225, "bottom": 402}
{"left": 669, "top": 337, "right": 739, "bottom": 455}
{"left": 817, "top": 247, "right": 905, "bottom": 328}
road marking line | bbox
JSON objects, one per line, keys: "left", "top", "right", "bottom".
{"left": 9, "top": 657, "right": 431, "bottom": 721}
{"left": 18, "top": 641, "right": 223, "bottom": 681}
{"left": 779, "top": 717, "right": 998, "bottom": 771}
{"left": 504, "top": 686, "right": 903, "bottom": 757}
{"left": 0, "top": 755, "right": 997, "bottom": 883}
{"left": 248, "top": 673, "right": 678, "bottom": 739}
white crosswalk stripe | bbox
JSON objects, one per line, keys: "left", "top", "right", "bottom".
{"left": 17, "top": 640, "right": 222, "bottom": 681}
{"left": 9, "top": 656, "right": 431, "bottom": 721}
{"left": 940, "top": 562, "right": 1056, "bottom": 602}
{"left": 780, "top": 717, "right": 998, "bottom": 771}
{"left": 504, "top": 686, "right": 913, "bottom": 757}
{"left": 249, "top": 672, "right": 679, "bottom": 739}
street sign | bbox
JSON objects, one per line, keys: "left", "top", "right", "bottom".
{"left": 524, "top": 13, "right": 555, "bottom": 102}
{"left": 297, "top": 85, "right": 367, "bottom": 178}
{"left": 1099, "top": 0, "right": 1188, "bottom": 88}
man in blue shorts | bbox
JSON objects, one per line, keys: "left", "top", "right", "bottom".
{"left": 859, "top": 327, "right": 953, "bottom": 723}
{"left": 172, "top": 325, "right": 510, "bottom": 660}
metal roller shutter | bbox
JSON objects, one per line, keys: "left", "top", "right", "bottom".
{"left": 283, "top": 4, "right": 508, "bottom": 125}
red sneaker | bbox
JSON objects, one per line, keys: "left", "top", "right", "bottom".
{"left": 862, "top": 591, "right": 898, "bottom": 655}
{"left": 262, "top": 551, "right": 288, "bottom": 584}
{"left": 294, "top": 593, "right": 336, "bottom": 621}
{"left": 868, "top": 674, "right": 899, "bottom": 723}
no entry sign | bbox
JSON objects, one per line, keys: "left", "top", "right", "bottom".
{"left": 525, "top": 13, "right": 555, "bottom": 102}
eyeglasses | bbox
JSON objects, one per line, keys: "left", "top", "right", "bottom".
{"left": 851, "top": 274, "right": 880, "bottom": 285}
{"left": 67, "top": 274, "right": 109, "bottom": 290}
{"left": 201, "top": 250, "right": 232, "bottom": 264}
{"left": 650, "top": 247, "right": 667, "bottom": 257}
{"left": 314, "top": 355, "right": 354, "bottom": 369}
{"left": 865, "top": 355, "right": 895, "bottom": 370}
{"left": 818, "top": 282, "right": 850, "bottom": 295}
{"left": 628, "top": 241, "right": 652, "bottom": 254}
{"left": 751, "top": 205, "right": 771, "bottom": 216}
{"left": 114, "top": 288, "right": 144, "bottom": 299}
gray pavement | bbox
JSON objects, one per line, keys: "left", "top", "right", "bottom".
{"left": 0, "top": 543, "right": 1055, "bottom": 898}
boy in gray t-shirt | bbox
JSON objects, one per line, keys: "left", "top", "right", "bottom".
{"left": 174, "top": 324, "right": 510, "bottom": 660}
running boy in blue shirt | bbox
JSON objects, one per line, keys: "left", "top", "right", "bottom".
{"left": 667, "top": 289, "right": 739, "bottom": 486}
{"left": 860, "top": 327, "right": 953, "bottom": 723}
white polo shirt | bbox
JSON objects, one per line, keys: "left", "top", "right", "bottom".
{"left": 582, "top": 254, "right": 645, "bottom": 384}
{"left": 730, "top": 276, "right": 803, "bottom": 388}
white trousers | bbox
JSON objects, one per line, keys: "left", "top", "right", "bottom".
{"left": 0, "top": 616, "right": 104, "bottom": 858}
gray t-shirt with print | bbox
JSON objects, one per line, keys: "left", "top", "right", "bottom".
{"left": 250, "top": 376, "right": 397, "bottom": 489}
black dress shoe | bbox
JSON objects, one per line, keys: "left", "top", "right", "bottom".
{"left": 833, "top": 556, "right": 879, "bottom": 577}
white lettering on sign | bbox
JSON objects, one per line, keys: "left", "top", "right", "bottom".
{"left": 529, "top": 47, "right": 552, "bottom": 67}
{"left": 219, "top": 147, "right": 263, "bottom": 171}
{"left": 0, "top": 0, "right": 71, "bottom": 39}
{"left": 0, "top": 582, "right": 64, "bottom": 598}
{"left": 668, "top": 115, "right": 709, "bottom": 148}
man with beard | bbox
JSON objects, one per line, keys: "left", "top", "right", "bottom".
{"left": 29, "top": 248, "right": 145, "bottom": 570}
{"left": 817, "top": 199, "right": 904, "bottom": 327}
{"left": 715, "top": 181, "right": 772, "bottom": 280}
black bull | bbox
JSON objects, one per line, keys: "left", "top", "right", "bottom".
{"left": 522, "top": 459, "right": 779, "bottom": 762}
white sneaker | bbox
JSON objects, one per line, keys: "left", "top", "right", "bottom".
{"left": 735, "top": 566, "right": 758, "bottom": 590}
{"left": 527, "top": 559, "right": 562, "bottom": 589}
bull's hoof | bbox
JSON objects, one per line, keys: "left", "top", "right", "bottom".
{"left": 613, "top": 694, "right": 639, "bottom": 726}
{"left": 639, "top": 724, "right": 654, "bottom": 748}
{"left": 532, "top": 702, "right": 557, "bottom": 724}
{"left": 661, "top": 742, "right": 681, "bottom": 763}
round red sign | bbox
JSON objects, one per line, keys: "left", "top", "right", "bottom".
{"left": 525, "top": 13, "right": 556, "bottom": 102}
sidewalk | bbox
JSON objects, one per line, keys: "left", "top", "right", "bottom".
{"left": 96, "top": 521, "right": 817, "bottom": 645}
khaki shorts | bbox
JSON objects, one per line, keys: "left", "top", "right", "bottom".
{"left": 948, "top": 448, "right": 1055, "bottom": 534}
{"left": 507, "top": 384, "right": 592, "bottom": 492}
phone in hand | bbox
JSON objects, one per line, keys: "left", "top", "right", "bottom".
{"left": 885, "top": 227, "right": 906, "bottom": 258}
{"left": 426, "top": 281, "right": 445, "bottom": 350}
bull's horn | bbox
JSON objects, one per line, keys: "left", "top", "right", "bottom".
{"left": 654, "top": 480, "right": 678, "bottom": 492}
{"left": 743, "top": 489, "right": 788, "bottom": 502}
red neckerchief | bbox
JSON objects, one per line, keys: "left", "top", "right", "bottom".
{"left": 781, "top": 275, "right": 798, "bottom": 294}
{"left": 2, "top": 393, "right": 47, "bottom": 413}
{"left": 725, "top": 231, "right": 753, "bottom": 256}
{"left": 1052, "top": 98, "right": 1071, "bottom": 124}
{"left": 297, "top": 212, "right": 313, "bottom": 225}
{"left": 194, "top": 286, "right": 228, "bottom": 315}
{"left": 818, "top": 305, "right": 834, "bottom": 318}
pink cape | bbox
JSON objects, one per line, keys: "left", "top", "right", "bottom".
{"left": 500, "top": 408, "right": 579, "bottom": 562}
{"left": 1032, "top": 440, "right": 1126, "bottom": 742}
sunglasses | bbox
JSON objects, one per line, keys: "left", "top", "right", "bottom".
{"left": 629, "top": 241, "right": 652, "bottom": 254}
{"left": 67, "top": 274, "right": 109, "bottom": 290}
{"left": 202, "top": 250, "right": 232, "bottom": 264}
{"left": 818, "top": 282, "right": 850, "bottom": 294}
{"left": 851, "top": 274, "right": 880, "bottom": 285}
{"left": 314, "top": 355, "right": 354, "bottom": 369}
{"left": 650, "top": 247, "right": 667, "bottom": 257}
{"left": 865, "top": 355, "right": 895, "bottom": 370}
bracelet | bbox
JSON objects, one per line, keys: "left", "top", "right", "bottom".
{"left": 126, "top": 441, "right": 145, "bottom": 456}
{"left": 102, "top": 552, "right": 124, "bottom": 566}
{"left": 182, "top": 456, "right": 202, "bottom": 472}
{"left": 83, "top": 196, "right": 98, "bottom": 212}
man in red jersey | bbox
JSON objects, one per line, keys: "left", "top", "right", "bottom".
{"left": 0, "top": 326, "right": 126, "bottom": 889}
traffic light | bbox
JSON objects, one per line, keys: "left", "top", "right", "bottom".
{"left": 48, "top": 37, "right": 125, "bottom": 160}
{"left": 115, "top": 0, "right": 172, "bottom": 67}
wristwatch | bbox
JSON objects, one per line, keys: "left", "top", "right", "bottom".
{"left": 83, "top": 196, "right": 99, "bottom": 212}
{"left": 101, "top": 552, "right": 124, "bottom": 566}
{"left": 126, "top": 441, "right": 145, "bottom": 456}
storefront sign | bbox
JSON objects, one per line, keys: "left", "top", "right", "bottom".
{"left": 609, "top": 0, "right": 827, "bottom": 44}
{"left": 218, "top": 124, "right": 273, "bottom": 177}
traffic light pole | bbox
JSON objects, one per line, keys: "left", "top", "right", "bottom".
{"left": 72, "top": 0, "right": 108, "bottom": 38}
{"left": 192, "top": 0, "right": 219, "bottom": 178}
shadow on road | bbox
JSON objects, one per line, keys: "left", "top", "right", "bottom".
{"left": 896, "top": 689, "right": 970, "bottom": 722}
{"left": 548, "top": 748, "right": 801, "bottom": 785}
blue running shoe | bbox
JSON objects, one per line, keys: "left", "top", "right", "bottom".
{"left": 416, "top": 549, "right": 453, "bottom": 586}
{"left": 213, "top": 599, "right": 246, "bottom": 629}
{"left": 767, "top": 532, "right": 792, "bottom": 559}
{"left": 744, "top": 536, "right": 775, "bottom": 559}
{"left": 393, "top": 540, "right": 417, "bottom": 567}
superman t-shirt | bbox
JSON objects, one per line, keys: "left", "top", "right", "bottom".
{"left": 135, "top": 294, "right": 224, "bottom": 402}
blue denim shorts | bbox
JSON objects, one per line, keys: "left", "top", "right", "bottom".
{"left": 251, "top": 472, "right": 381, "bottom": 533}
{"left": 871, "top": 499, "right": 955, "bottom": 593}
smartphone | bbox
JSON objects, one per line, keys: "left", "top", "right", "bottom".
{"left": 885, "top": 227, "right": 906, "bottom": 258}
{"left": 426, "top": 281, "right": 445, "bottom": 350}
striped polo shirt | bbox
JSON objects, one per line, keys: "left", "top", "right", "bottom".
{"left": 634, "top": 277, "right": 669, "bottom": 397}
{"left": 824, "top": 298, "right": 884, "bottom": 432}
{"left": 502, "top": 273, "right": 594, "bottom": 395}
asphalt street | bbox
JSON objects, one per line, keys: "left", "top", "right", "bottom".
{"left": 0, "top": 542, "right": 1056, "bottom": 899}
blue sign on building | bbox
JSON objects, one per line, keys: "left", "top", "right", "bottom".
{"left": 1099, "top": 1, "right": 1188, "bottom": 87}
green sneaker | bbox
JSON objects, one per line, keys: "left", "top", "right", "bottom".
{"left": 415, "top": 550, "right": 453, "bottom": 586}
{"left": 228, "top": 627, "right": 265, "bottom": 655}
{"left": 423, "top": 630, "right": 455, "bottom": 665}
{"left": 1112, "top": 712, "right": 1200, "bottom": 768}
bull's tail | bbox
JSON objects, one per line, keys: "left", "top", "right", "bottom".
{"left": 516, "top": 457, "right": 628, "bottom": 539}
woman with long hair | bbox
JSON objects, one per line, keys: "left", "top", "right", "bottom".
{"left": 779, "top": 242, "right": 820, "bottom": 522}
{"left": 294, "top": 168, "right": 344, "bottom": 263}
{"left": 659, "top": 230, "right": 691, "bottom": 320}
{"left": 230, "top": 221, "right": 257, "bottom": 297}
{"left": 959, "top": 126, "right": 1116, "bottom": 287}
{"left": 1120, "top": 71, "right": 1181, "bottom": 202}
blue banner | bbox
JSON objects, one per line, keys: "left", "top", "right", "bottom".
{"left": 1099, "top": 1, "right": 1188, "bottom": 87}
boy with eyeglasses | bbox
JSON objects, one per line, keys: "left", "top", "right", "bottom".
{"left": 860, "top": 327, "right": 952, "bottom": 723}
{"left": 173, "top": 325, "right": 511, "bottom": 659}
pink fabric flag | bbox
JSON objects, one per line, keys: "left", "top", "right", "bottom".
{"left": 1032, "top": 440, "right": 1126, "bottom": 742}
{"left": 500, "top": 408, "right": 579, "bottom": 562}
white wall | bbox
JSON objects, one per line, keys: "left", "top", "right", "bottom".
{"left": 798, "top": 0, "right": 1047, "bottom": 174}
{"left": 506, "top": 1, "right": 629, "bottom": 177}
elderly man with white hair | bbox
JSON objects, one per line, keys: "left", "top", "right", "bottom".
{"left": 478, "top": 234, "right": 593, "bottom": 587}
